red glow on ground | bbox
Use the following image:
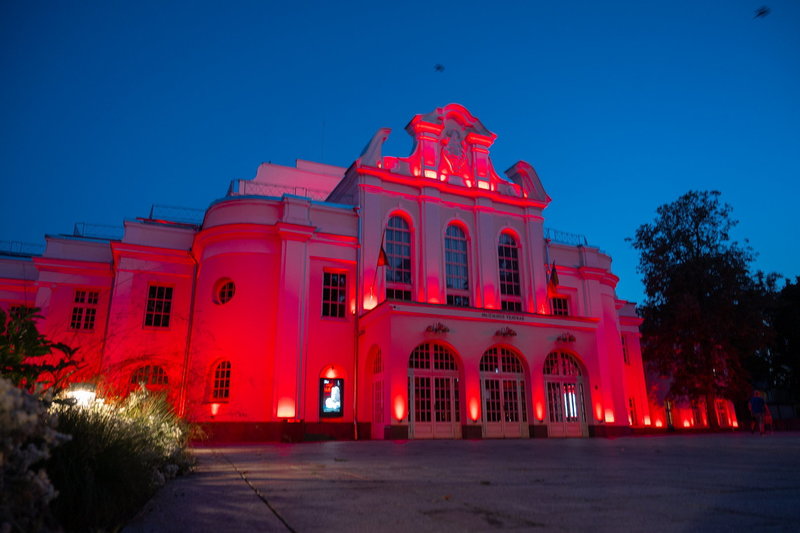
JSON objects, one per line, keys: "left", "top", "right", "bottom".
{"left": 655, "top": 419, "right": 663, "bottom": 428}
{"left": 604, "top": 409, "right": 615, "bottom": 423}
{"left": 643, "top": 416, "right": 651, "bottom": 426}
{"left": 277, "top": 398, "right": 296, "bottom": 418}
{"left": 595, "top": 403, "right": 604, "bottom": 421}
{"left": 683, "top": 420, "right": 691, "bottom": 428}
{"left": 535, "top": 402, "right": 544, "bottom": 421}
{"left": 210, "top": 403, "right": 220, "bottom": 416}
{"left": 732, "top": 420, "right": 739, "bottom": 428}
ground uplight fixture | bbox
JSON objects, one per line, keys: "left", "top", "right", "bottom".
{"left": 65, "top": 384, "right": 97, "bottom": 407}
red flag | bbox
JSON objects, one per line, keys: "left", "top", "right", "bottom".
{"left": 377, "top": 231, "right": 388, "bottom": 267}
{"left": 547, "top": 261, "right": 559, "bottom": 297}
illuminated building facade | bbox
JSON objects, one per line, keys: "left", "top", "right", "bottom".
{"left": 1, "top": 104, "right": 722, "bottom": 440}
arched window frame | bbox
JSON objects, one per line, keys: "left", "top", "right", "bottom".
{"left": 211, "top": 360, "right": 232, "bottom": 401}
{"left": 131, "top": 364, "right": 168, "bottom": 387}
{"left": 444, "top": 223, "right": 470, "bottom": 307}
{"left": 385, "top": 214, "right": 414, "bottom": 301}
{"left": 498, "top": 232, "right": 523, "bottom": 311}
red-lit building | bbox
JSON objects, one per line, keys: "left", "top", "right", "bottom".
{"left": 2, "top": 104, "right": 701, "bottom": 440}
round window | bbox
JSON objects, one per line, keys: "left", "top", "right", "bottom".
{"left": 214, "top": 279, "right": 235, "bottom": 305}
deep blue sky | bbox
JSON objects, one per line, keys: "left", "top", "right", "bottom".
{"left": 2, "top": 1, "right": 798, "bottom": 304}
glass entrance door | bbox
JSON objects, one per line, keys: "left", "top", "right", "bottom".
{"left": 407, "top": 343, "right": 461, "bottom": 439}
{"left": 479, "top": 347, "right": 529, "bottom": 438}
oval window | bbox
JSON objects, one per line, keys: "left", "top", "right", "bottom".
{"left": 214, "top": 279, "right": 235, "bottom": 305}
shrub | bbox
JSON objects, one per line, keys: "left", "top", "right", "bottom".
{"left": 0, "top": 376, "right": 63, "bottom": 532}
{"left": 47, "top": 387, "right": 194, "bottom": 532}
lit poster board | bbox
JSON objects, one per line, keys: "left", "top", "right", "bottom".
{"left": 319, "top": 378, "right": 344, "bottom": 418}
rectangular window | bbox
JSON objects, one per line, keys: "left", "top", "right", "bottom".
{"left": 70, "top": 290, "right": 99, "bottom": 330}
{"left": 322, "top": 272, "right": 347, "bottom": 318}
{"left": 621, "top": 334, "right": 630, "bottom": 365}
{"left": 386, "top": 288, "right": 412, "bottom": 301}
{"left": 551, "top": 297, "right": 569, "bottom": 316}
{"left": 144, "top": 285, "right": 173, "bottom": 328}
{"left": 501, "top": 300, "right": 522, "bottom": 312}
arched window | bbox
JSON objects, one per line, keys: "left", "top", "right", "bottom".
{"left": 131, "top": 365, "right": 168, "bottom": 386}
{"left": 212, "top": 361, "right": 232, "bottom": 400}
{"left": 385, "top": 216, "right": 413, "bottom": 301}
{"left": 372, "top": 350, "right": 383, "bottom": 374}
{"left": 544, "top": 351, "right": 582, "bottom": 377}
{"left": 498, "top": 233, "right": 522, "bottom": 311}
{"left": 444, "top": 224, "right": 470, "bottom": 307}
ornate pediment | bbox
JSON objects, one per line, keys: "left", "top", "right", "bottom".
{"left": 355, "top": 104, "right": 549, "bottom": 203}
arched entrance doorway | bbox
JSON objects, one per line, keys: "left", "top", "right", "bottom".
{"left": 408, "top": 342, "right": 461, "bottom": 439}
{"left": 544, "top": 351, "right": 588, "bottom": 437}
{"left": 479, "top": 347, "right": 529, "bottom": 438}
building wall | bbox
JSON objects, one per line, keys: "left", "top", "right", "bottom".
{"left": 0, "top": 104, "right": 667, "bottom": 440}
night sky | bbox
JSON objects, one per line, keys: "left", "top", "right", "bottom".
{"left": 1, "top": 1, "right": 798, "bottom": 304}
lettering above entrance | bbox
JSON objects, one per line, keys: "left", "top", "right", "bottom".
{"left": 356, "top": 104, "right": 550, "bottom": 203}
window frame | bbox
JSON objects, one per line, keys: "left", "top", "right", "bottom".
{"left": 498, "top": 232, "right": 523, "bottom": 312}
{"left": 213, "top": 279, "right": 236, "bottom": 305}
{"left": 550, "top": 296, "right": 570, "bottom": 316}
{"left": 322, "top": 271, "right": 348, "bottom": 319}
{"left": 131, "top": 364, "right": 168, "bottom": 387}
{"left": 143, "top": 284, "right": 174, "bottom": 329}
{"left": 211, "top": 360, "right": 232, "bottom": 401}
{"left": 70, "top": 289, "right": 100, "bottom": 331}
{"left": 385, "top": 215, "right": 413, "bottom": 302}
{"left": 444, "top": 224, "right": 470, "bottom": 307}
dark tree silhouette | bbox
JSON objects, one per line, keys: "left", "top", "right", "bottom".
{"left": 629, "top": 191, "right": 768, "bottom": 428}
{"left": 0, "top": 306, "right": 79, "bottom": 392}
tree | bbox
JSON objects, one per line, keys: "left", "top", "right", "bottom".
{"left": 0, "top": 306, "right": 80, "bottom": 392}
{"left": 754, "top": 277, "right": 800, "bottom": 400}
{"left": 629, "top": 191, "right": 769, "bottom": 428}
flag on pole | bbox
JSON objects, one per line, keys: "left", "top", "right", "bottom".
{"left": 547, "top": 261, "right": 559, "bottom": 297}
{"left": 377, "top": 243, "right": 388, "bottom": 267}
{"left": 372, "top": 230, "right": 388, "bottom": 295}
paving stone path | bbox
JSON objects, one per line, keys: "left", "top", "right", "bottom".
{"left": 124, "top": 432, "right": 800, "bottom": 532}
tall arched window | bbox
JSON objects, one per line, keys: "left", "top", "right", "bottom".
{"left": 212, "top": 360, "right": 232, "bottom": 400}
{"left": 444, "top": 224, "right": 469, "bottom": 307}
{"left": 498, "top": 233, "right": 522, "bottom": 311}
{"left": 385, "top": 216, "right": 412, "bottom": 301}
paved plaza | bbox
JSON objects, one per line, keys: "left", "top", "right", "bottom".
{"left": 124, "top": 432, "right": 800, "bottom": 532}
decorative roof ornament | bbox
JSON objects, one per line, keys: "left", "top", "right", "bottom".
{"left": 556, "top": 332, "right": 576, "bottom": 343}
{"left": 495, "top": 326, "right": 517, "bottom": 337}
{"left": 425, "top": 322, "right": 450, "bottom": 334}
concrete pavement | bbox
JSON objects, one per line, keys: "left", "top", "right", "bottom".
{"left": 124, "top": 432, "right": 800, "bottom": 532}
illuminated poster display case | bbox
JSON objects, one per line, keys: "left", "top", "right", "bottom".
{"left": 319, "top": 378, "right": 344, "bottom": 418}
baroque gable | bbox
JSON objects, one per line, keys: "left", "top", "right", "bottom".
{"left": 355, "top": 103, "right": 549, "bottom": 203}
